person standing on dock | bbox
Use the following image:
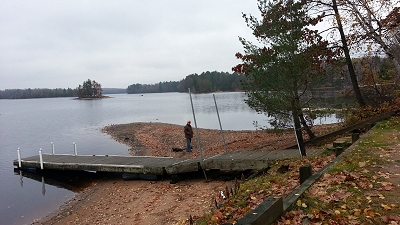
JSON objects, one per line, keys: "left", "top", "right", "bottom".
{"left": 184, "top": 120, "right": 194, "bottom": 152}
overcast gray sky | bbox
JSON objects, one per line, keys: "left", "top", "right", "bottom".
{"left": 0, "top": 1, "right": 260, "bottom": 90}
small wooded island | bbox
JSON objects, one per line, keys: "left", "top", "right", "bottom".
{"left": 75, "top": 79, "right": 109, "bottom": 100}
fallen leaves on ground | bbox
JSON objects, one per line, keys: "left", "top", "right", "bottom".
{"left": 276, "top": 118, "right": 400, "bottom": 225}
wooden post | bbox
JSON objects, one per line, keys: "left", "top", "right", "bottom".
{"left": 335, "top": 146, "right": 344, "bottom": 157}
{"left": 364, "top": 123, "right": 372, "bottom": 131}
{"left": 299, "top": 164, "right": 312, "bottom": 184}
{"left": 352, "top": 133, "right": 359, "bottom": 143}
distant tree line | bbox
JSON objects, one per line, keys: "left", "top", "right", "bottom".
{"left": 127, "top": 71, "right": 245, "bottom": 94}
{"left": 102, "top": 88, "right": 127, "bottom": 94}
{"left": 127, "top": 81, "right": 180, "bottom": 94}
{"left": 0, "top": 88, "right": 76, "bottom": 99}
{"left": 2, "top": 57, "right": 396, "bottom": 99}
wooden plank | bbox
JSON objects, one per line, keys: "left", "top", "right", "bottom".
{"left": 286, "top": 111, "right": 397, "bottom": 149}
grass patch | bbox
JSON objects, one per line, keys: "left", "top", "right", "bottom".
{"left": 283, "top": 117, "right": 400, "bottom": 224}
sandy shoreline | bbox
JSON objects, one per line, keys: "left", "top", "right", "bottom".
{"left": 35, "top": 122, "right": 340, "bottom": 225}
{"left": 101, "top": 122, "right": 305, "bottom": 158}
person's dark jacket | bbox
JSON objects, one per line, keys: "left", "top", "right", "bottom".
{"left": 184, "top": 124, "right": 194, "bottom": 139}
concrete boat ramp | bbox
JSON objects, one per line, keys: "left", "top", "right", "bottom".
{"left": 13, "top": 148, "right": 323, "bottom": 176}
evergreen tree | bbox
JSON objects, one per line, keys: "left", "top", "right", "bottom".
{"left": 233, "top": 0, "right": 338, "bottom": 155}
{"left": 76, "top": 79, "right": 102, "bottom": 98}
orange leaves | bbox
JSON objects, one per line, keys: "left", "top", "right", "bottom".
{"left": 276, "top": 210, "right": 305, "bottom": 225}
{"left": 358, "top": 161, "right": 367, "bottom": 167}
{"left": 377, "top": 181, "right": 394, "bottom": 191}
{"left": 210, "top": 210, "right": 223, "bottom": 223}
{"left": 381, "top": 215, "right": 400, "bottom": 223}
{"left": 381, "top": 7, "right": 400, "bottom": 30}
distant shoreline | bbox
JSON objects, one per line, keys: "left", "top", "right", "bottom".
{"left": 74, "top": 96, "right": 111, "bottom": 100}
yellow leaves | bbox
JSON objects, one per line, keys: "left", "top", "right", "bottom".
{"left": 380, "top": 204, "right": 393, "bottom": 210}
{"left": 358, "top": 161, "right": 367, "bottom": 167}
{"left": 365, "top": 208, "right": 376, "bottom": 217}
{"left": 353, "top": 209, "right": 361, "bottom": 216}
{"left": 351, "top": 208, "right": 380, "bottom": 217}
{"left": 296, "top": 200, "right": 307, "bottom": 208}
{"left": 210, "top": 215, "right": 220, "bottom": 223}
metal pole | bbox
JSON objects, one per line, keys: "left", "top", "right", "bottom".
{"left": 213, "top": 94, "right": 227, "bottom": 152}
{"left": 17, "top": 148, "right": 22, "bottom": 168}
{"left": 39, "top": 148, "right": 44, "bottom": 169}
{"left": 293, "top": 122, "right": 302, "bottom": 157}
{"left": 51, "top": 142, "right": 55, "bottom": 155}
{"left": 73, "top": 142, "right": 77, "bottom": 156}
{"left": 188, "top": 88, "right": 203, "bottom": 158}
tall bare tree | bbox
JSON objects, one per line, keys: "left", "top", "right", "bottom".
{"left": 339, "top": 0, "right": 400, "bottom": 77}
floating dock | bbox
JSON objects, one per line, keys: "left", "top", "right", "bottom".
{"left": 13, "top": 149, "right": 323, "bottom": 175}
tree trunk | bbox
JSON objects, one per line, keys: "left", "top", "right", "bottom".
{"left": 389, "top": 53, "right": 400, "bottom": 78}
{"left": 332, "top": 0, "right": 366, "bottom": 106}
{"left": 299, "top": 112, "right": 316, "bottom": 139}
{"left": 293, "top": 110, "right": 306, "bottom": 156}
{"left": 291, "top": 99, "right": 306, "bottom": 156}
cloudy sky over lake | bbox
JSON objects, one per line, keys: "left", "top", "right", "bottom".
{"left": 0, "top": 1, "right": 260, "bottom": 90}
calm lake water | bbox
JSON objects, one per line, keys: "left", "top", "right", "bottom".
{"left": 0, "top": 92, "right": 339, "bottom": 225}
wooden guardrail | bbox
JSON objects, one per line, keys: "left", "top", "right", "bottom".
{"left": 286, "top": 111, "right": 398, "bottom": 149}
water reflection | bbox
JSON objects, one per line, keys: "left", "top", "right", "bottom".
{"left": 191, "top": 92, "right": 252, "bottom": 114}
{"left": 14, "top": 168, "right": 110, "bottom": 194}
